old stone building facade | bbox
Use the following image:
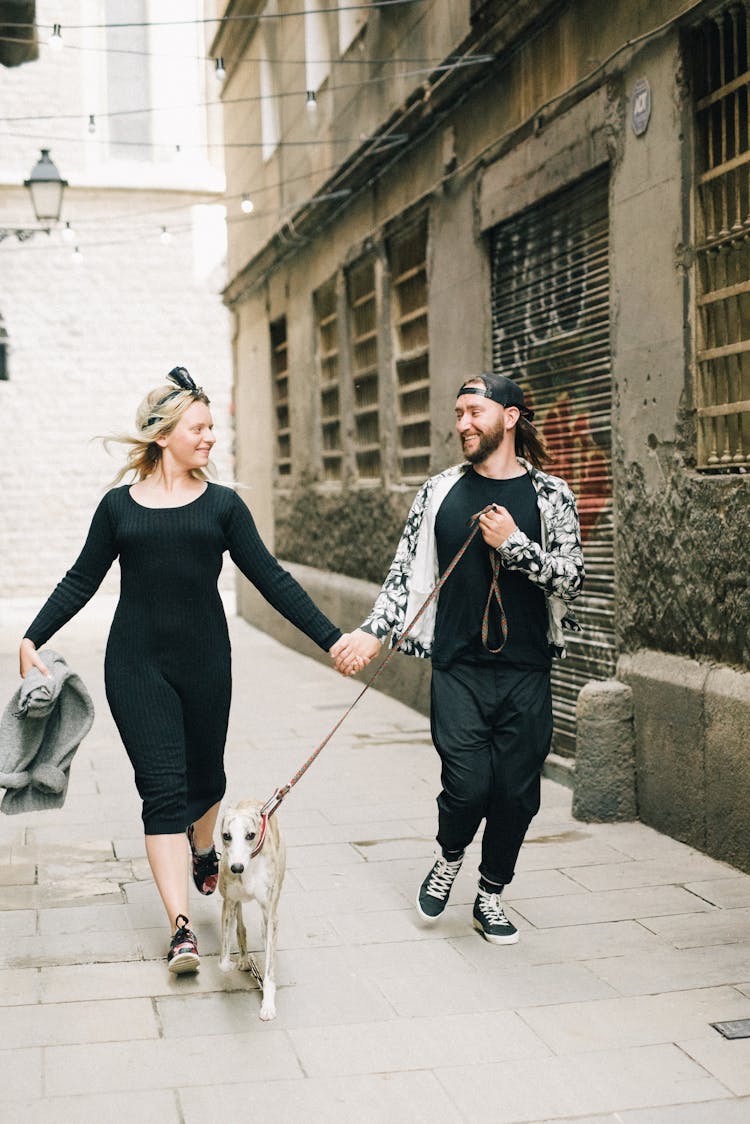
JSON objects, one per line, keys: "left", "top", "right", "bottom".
{"left": 0, "top": 0, "right": 233, "bottom": 599}
{"left": 214, "top": 0, "right": 750, "bottom": 870}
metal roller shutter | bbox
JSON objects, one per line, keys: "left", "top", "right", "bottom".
{"left": 490, "top": 168, "right": 615, "bottom": 756}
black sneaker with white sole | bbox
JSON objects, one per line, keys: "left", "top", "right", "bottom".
{"left": 472, "top": 887, "right": 518, "bottom": 944}
{"left": 167, "top": 914, "right": 200, "bottom": 974}
{"left": 416, "top": 853, "right": 464, "bottom": 921}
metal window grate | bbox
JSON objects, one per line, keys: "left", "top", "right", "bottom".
{"left": 270, "top": 317, "right": 291, "bottom": 477}
{"left": 348, "top": 259, "right": 381, "bottom": 479}
{"left": 693, "top": 5, "right": 750, "bottom": 469}
{"left": 315, "top": 278, "right": 342, "bottom": 481}
{"left": 390, "top": 218, "right": 430, "bottom": 482}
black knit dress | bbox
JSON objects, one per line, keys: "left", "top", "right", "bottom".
{"left": 25, "top": 484, "right": 341, "bottom": 833}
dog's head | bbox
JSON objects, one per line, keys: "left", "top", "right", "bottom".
{"left": 220, "top": 802, "right": 265, "bottom": 875}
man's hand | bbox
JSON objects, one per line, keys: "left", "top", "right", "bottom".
{"left": 478, "top": 504, "right": 517, "bottom": 549}
{"left": 330, "top": 629, "right": 382, "bottom": 677}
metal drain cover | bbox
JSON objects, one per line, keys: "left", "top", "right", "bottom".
{"left": 711, "top": 1019, "right": 750, "bottom": 1039}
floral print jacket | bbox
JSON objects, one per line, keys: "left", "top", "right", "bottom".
{"left": 361, "top": 458, "right": 584, "bottom": 659}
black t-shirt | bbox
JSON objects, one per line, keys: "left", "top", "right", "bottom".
{"left": 432, "top": 468, "right": 551, "bottom": 670}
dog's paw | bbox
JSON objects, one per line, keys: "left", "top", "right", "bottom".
{"left": 218, "top": 957, "right": 233, "bottom": 973}
{"left": 259, "top": 1002, "right": 276, "bottom": 1021}
{"left": 237, "top": 954, "right": 253, "bottom": 972}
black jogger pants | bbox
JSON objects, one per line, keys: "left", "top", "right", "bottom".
{"left": 430, "top": 660, "right": 553, "bottom": 886}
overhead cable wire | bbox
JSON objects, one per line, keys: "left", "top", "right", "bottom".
{"left": 18, "top": 1, "right": 422, "bottom": 32}
{"left": 0, "top": 55, "right": 493, "bottom": 125}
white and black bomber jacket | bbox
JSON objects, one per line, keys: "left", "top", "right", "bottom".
{"left": 360, "top": 458, "right": 585, "bottom": 659}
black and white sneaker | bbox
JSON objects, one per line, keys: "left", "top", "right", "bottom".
{"left": 472, "top": 887, "right": 518, "bottom": 944}
{"left": 167, "top": 914, "right": 200, "bottom": 974}
{"left": 416, "top": 853, "right": 464, "bottom": 921}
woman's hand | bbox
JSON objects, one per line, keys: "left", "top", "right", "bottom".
{"left": 330, "top": 629, "right": 382, "bottom": 677}
{"left": 19, "top": 638, "right": 50, "bottom": 679}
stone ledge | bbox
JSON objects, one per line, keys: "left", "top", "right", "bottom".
{"left": 618, "top": 649, "right": 750, "bottom": 874}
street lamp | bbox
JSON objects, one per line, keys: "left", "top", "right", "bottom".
{"left": 24, "top": 149, "right": 68, "bottom": 224}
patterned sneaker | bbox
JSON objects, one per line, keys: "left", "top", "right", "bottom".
{"left": 167, "top": 914, "right": 200, "bottom": 974}
{"left": 416, "top": 852, "right": 464, "bottom": 921}
{"left": 187, "top": 824, "right": 220, "bottom": 896}
{"left": 472, "top": 887, "right": 519, "bottom": 944}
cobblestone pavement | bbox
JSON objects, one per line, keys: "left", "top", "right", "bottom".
{"left": 1, "top": 596, "right": 750, "bottom": 1123}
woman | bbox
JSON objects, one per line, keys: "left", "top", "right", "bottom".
{"left": 20, "top": 367, "right": 353, "bottom": 973}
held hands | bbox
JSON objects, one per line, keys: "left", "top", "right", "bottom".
{"left": 478, "top": 504, "right": 517, "bottom": 550}
{"left": 329, "top": 629, "right": 382, "bottom": 677}
{"left": 19, "top": 638, "right": 50, "bottom": 679}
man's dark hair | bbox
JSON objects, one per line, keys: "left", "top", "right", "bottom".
{"left": 514, "top": 415, "right": 550, "bottom": 470}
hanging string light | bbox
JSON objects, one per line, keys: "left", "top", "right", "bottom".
{"left": 61, "top": 221, "right": 75, "bottom": 244}
{"left": 71, "top": 245, "right": 83, "bottom": 264}
{"left": 88, "top": 114, "right": 96, "bottom": 134}
{"left": 160, "top": 226, "right": 172, "bottom": 244}
{"left": 305, "top": 90, "right": 318, "bottom": 118}
{"left": 48, "top": 23, "right": 63, "bottom": 50}
{"left": 214, "top": 57, "right": 226, "bottom": 82}
{"left": 241, "top": 194, "right": 254, "bottom": 214}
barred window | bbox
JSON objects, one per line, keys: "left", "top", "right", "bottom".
{"left": 390, "top": 218, "right": 430, "bottom": 481}
{"left": 348, "top": 258, "right": 381, "bottom": 480}
{"left": 270, "top": 317, "right": 291, "bottom": 477}
{"left": 315, "top": 278, "right": 342, "bottom": 481}
{"left": 693, "top": 6, "right": 750, "bottom": 469}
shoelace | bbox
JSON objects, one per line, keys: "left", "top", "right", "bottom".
{"left": 171, "top": 915, "right": 196, "bottom": 951}
{"left": 425, "top": 857, "right": 463, "bottom": 900}
{"left": 477, "top": 889, "right": 510, "bottom": 926}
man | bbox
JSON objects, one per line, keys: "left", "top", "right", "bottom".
{"left": 334, "top": 372, "right": 584, "bottom": 944}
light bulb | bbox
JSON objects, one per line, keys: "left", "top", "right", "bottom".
{"left": 160, "top": 226, "right": 172, "bottom": 245}
{"left": 88, "top": 114, "right": 96, "bottom": 134}
{"left": 72, "top": 245, "right": 83, "bottom": 265}
{"left": 241, "top": 194, "right": 254, "bottom": 214}
{"left": 48, "top": 23, "right": 63, "bottom": 50}
{"left": 61, "top": 221, "right": 75, "bottom": 244}
{"left": 306, "top": 90, "right": 318, "bottom": 118}
{"left": 215, "top": 57, "right": 226, "bottom": 82}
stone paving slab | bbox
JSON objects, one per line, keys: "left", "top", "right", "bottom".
{"left": 9, "top": 1091, "right": 181, "bottom": 1124}
{"left": 179, "top": 1072, "right": 464, "bottom": 1124}
{"left": 532, "top": 1102, "right": 750, "bottom": 1124}
{"left": 2, "top": 597, "right": 750, "bottom": 1121}
{"left": 518, "top": 985, "right": 750, "bottom": 1053}
{"left": 434, "top": 1044, "right": 730, "bottom": 1122}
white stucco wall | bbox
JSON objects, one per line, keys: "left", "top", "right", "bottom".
{"left": 0, "top": 0, "right": 234, "bottom": 600}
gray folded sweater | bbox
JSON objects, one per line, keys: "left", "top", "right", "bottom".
{"left": 0, "top": 650, "right": 95, "bottom": 814}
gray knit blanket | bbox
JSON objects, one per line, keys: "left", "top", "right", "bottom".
{"left": 0, "top": 650, "right": 95, "bottom": 814}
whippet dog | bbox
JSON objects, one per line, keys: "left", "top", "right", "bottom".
{"left": 218, "top": 800, "right": 286, "bottom": 1020}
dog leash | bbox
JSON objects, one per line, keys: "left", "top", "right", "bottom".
{"left": 254, "top": 503, "right": 507, "bottom": 843}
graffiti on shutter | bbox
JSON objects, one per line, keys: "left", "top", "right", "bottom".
{"left": 490, "top": 167, "right": 615, "bottom": 755}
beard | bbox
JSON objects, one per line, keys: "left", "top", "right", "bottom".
{"left": 461, "top": 417, "right": 507, "bottom": 463}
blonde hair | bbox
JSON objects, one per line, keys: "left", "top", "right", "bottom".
{"left": 106, "top": 381, "right": 213, "bottom": 486}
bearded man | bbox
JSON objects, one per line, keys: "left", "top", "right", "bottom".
{"left": 334, "top": 372, "right": 584, "bottom": 944}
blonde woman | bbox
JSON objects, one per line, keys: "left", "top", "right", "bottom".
{"left": 20, "top": 367, "right": 352, "bottom": 973}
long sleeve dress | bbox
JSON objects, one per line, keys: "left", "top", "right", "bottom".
{"left": 24, "top": 483, "right": 341, "bottom": 833}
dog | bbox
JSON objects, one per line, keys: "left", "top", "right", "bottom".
{"left": 218, "top": 799, "right": 286, "bottom": 1021}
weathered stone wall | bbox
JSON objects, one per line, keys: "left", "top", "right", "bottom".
{"left": 618, "top": 461, "right": 750, "bottom": 668}
{"left": 274, "top": 487, "right": 413, "bottom": 585}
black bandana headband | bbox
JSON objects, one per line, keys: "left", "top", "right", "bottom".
{"left": 456, "top": 372, "right": 535, "bottom": 423}
{"left": 144, "top": 366, "right": 206, "bottom": 428}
